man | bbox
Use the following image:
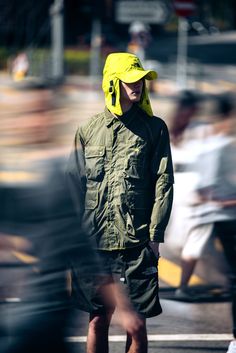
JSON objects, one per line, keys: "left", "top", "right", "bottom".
{"left": 67, "top": 52, "right": 174, "bottom": 353}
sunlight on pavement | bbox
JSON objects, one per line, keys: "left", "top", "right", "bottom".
{"left": 159, "top": 257, "right": 204, "bottom": 287}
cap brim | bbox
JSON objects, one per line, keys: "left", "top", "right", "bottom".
{"left": 117, "top": 69, "right": 157, "bottom": 83}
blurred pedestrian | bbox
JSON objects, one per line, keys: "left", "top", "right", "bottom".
{"left": 67, "top": 52, "right": 174, "bottom": 353}
{"left": 1, "top": 82, "right": 145, "bottom": 353}
{"left": 172, "top": 93, "right": 233, "bottom": 287}
{"left": 170, "top": 91, "right": 236, "bottom": 352}
{"left": 11, "top": 52, "right": 29, "bottom": 82}
{"left": 0, "top": 83, "right": 101, "bottom": 353}
{"left": 192, "top": 93, "right": 236, "bottom": 353}
{"left": 127, "top": 21, "right": 151, "bottom": 62}
{"left": 167, "top": 90, "right": 212, "bottom": 283}
{"left": 0, "top": 83, "right": 85, "bottom": 353}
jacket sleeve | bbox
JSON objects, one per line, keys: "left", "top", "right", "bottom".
{"left": 149, "top": 121, "right": 174, "bottom": 242}
{"left": 66, "top": 129, "right": 106, "bottom": 281}
{"left": 66, "top": 127, "right": 87, "bottom": 224}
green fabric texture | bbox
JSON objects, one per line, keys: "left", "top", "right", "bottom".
{"left": 68, "top": 104, "right": 174, "bottom": 250}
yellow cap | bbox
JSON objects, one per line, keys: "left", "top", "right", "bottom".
{"left": 104, "top": 52, "right": 157, "bottom": 83}
{"left": 102, "top": 52, "right": 157, "bottom": 116}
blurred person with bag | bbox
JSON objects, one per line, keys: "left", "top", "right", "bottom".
{"left": 192, "top": 94, "right": 236, "bottom": 353}
{"left": 170, "top": 92, "right": 236, "bottom": 352}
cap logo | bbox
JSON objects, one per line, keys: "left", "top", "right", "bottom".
{"left": 130, "top": 62, "right": 141, "bottom": 70}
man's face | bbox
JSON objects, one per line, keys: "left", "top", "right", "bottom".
{"left": 120, "top": 79, "right": 144, "bottom": 104}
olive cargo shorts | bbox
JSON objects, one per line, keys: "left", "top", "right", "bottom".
{"left": 72, "top": 243, "right": 162, "bottom": 318}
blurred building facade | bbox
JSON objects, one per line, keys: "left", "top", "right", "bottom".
{"left": 1, "top": 0, "right": 236, "bottom": 48}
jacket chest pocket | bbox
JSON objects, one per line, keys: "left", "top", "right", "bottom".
{"left": 124, "top": 148, "right": 146, "bottom": 180}
{"left": 85, "top": 146, "right": 106, "bottom": 181}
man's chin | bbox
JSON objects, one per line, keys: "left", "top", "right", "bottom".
{"left": 131, "top": 97, "right": 141, "bottom": 103}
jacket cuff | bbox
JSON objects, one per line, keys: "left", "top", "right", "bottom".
{"left": 149, "top": 229, "right": 165, "bottom": 243}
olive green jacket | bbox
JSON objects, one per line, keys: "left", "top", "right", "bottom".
{"left": 67, "top": 104, "right": 174, "bottom": 250}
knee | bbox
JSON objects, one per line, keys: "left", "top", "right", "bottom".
{"left": 131, "top": 318, "right": 147, "bottom": 339}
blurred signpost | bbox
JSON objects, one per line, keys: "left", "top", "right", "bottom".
{"left": 50, "top": 0, "right": 64, "bottom": 81}
{"left": 89, "top": 18, "right": 102, "bottom": 84}
{"left": 89, "top": 0, "right": 103, "bottom": 86}
{"left": 116, "top": 1, "right": 170, "bottom": 24}
{"left": 173, "top": 0, "right": 196, "bottom": 89}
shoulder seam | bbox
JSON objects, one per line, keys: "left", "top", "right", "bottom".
{"left": 81, "top": 112, "right": 105, "bottom": 137}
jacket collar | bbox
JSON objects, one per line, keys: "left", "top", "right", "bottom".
{"left": 105, "top": 104, "right": 138, "bottom": 128}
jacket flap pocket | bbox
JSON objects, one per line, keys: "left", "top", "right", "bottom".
{"left": 85, "top": 146, "right": 105, "bottom": 158}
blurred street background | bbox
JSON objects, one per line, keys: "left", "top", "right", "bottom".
{"left": 1, "top": 0, "right": 236, "bottom": 352}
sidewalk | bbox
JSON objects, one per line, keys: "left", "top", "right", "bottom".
{"left": 159, "top": 284, "right": 231, "bottom": 303}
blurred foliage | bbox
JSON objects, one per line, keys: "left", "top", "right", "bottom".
{"left": 0, "top": 47, "right": 91, "bottom": 76}
{"left": 27, "top": 48, "right": 51, "bottom": 77}
{"left": 64, "top": 49, "right": 90, "bottom": 75}
{"left": 27, "top": 48, "right": 90, "bottom": 76}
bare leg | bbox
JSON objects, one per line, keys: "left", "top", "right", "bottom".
{"left": 87, "top": 313, "right": 112, "bottom": 353}
{"left": 180, "top": 257, "right": 198, "bottom": 288}
{"left": 125, "top": 317, "right": 147, "bottom": 353}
